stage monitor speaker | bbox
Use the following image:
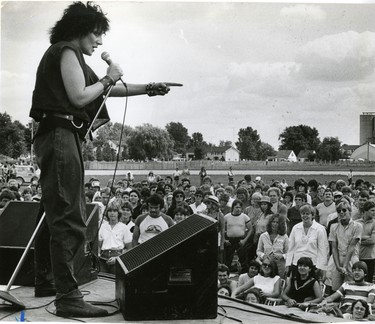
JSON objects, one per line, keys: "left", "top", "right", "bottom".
{"left": 116, "top": 214, "right": 218, "bottom": 321}
{"left": 0, "top": 201, "right": 99, "bottom": 286}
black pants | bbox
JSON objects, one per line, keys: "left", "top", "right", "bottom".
{"left": 34, "top": 127, "right": 86, "bottom": 294}
{"left": 224, "top": 238, "right": 249, "bottom": 272}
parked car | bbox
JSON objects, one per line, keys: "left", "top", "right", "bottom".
{"left": 14, "top": 165, "right": 37, "bottom": 185}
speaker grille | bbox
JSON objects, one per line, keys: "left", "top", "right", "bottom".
{"left": 120, "top": 214, "right": 216, "bottom": 272}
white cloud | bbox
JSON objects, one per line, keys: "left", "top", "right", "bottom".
{"left": 226, "top": 61, "right": 302, "bottom": 98}
{"left": 296, "top": 31, "right": 375, "bottom": 81}
{"left": 280, "top": 4, "right": 327, "bottom": 22}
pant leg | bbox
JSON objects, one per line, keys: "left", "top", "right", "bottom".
{"left": 34, "top": 127, "right": 86, "bottom": 294}
{"left": 224, "top": 239, "right": 237, "bottom": 268}
{"left": 237, "top": 241, "right": 251, "bottom": 273}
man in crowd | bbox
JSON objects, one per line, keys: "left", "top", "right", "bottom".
{"left": 189, "top": 189, "right": 206, "bottom": 214}
{"left": 353, "top": 191, "right": 370, "bottom": 220}
{"left": 327, "top": 200, "right": 363, "bottom": 291}
{"left": 316, "top": 189, "right": 336, "bottom": 228}
{"left": 218, "top": 263, "right": 237, "bottom": 296}
{"left": 319, "top": 261, "right": 375, "bottom": 314}
{"left": 286, "top": 192, "right": 307, "bottom": 235}
{"left": 132, "top": 194, "right": 174, "bottom": 246}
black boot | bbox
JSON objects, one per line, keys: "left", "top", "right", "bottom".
{"left": 35, "top": 280, "right": 56, "bottom": 297}
{"left": 55, "top": 289, "right": 108, "bottom": 318}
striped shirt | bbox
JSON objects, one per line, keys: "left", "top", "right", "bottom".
{"left": 337, "top": 281, "right": 375, "bottom": 307}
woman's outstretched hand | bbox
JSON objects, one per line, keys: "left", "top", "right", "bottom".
{"left": 148, "top": 82, "right": 183, "bottom": 96}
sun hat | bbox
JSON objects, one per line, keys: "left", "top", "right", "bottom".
{"left": 333, "top": 191, "right": 343, "bottom": 198}
{"left": 205, "top": 195, "right": 219, "bottom": 206}
{"left": 260, "top": 196, "right": 272, "bottom": 205}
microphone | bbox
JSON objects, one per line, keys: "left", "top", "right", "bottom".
{"left": 101, "top": 51, "right": 112, "bottom": 66}
{"left": 101, "top": 52, "right": 127, "bottom": 88}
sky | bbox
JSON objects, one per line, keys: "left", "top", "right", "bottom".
{"left": 1, "top": 1, "right": 375, "bottom": 150}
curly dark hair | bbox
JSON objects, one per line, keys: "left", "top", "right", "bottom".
{"left": 350, "top": 300, "right": 370, "bottom": 319}
{"left": 49, "top": 1, "right": 110, "bottom": 44}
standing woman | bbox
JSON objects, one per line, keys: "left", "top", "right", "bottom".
{"left": 30, "top": 2, "right": 180, "bottom": 318}
{"left": 286, "top": 204, "right": 329, "bottom": 279}
{"left": 247, "top": 195, "right": 274, "bottom": 261}
{"left": 166, "top": 189, "right": 190, "bottom": 218}
{"left": 202, "top": 195, "right": 225, "bottom": 263}
{"left": 129, "top": 189, "right": 142, "bottom": 220}
{"left": 257, "top": 214, "right": 289, "bottom": 277}
{"left": 98, "top": 202, "right": 132, "bottom": 275}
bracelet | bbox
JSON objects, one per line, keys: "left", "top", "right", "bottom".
{"left": 145, "top": 82, "right": 157, "bottom": 96}
{"left": 99, "top": 75, "right": 114, "bottom": 91}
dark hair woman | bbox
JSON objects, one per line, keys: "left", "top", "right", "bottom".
{"left": 234, "top": 257, "right": 281, "bottom": 302}
{"left": 281, "top": 257, "right": 323, "bottom": 309}
{"left": 29, "top": 1, "right": 180, "bottom": 317}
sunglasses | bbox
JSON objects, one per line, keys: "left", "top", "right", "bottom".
{"left": 337, "top": 208, "right": 348, "bottom": 213}
{"left": 195, "top": 194, "right": 203, "bottom": 197}
{"left": 176, "top": 194, "right": 184, "bottom": 198}
{"left": 262, "top": 263, "right": 271, "bottom": 268}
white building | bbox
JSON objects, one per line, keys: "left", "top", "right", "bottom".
{"left": 206, "top": 146, "right": 240, "bottom": 161}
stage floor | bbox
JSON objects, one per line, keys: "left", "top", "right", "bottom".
{"left": 0, "top": 277, "right": 348, "bottom": 323}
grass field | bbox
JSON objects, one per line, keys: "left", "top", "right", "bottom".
{"left": 84, "top": 172, "right": 375, "bottom": 189}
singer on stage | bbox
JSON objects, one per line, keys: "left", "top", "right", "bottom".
{"left": 29, "top": 1, "right": 181, "bottom": 318}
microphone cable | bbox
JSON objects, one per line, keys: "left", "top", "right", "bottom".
{"left": 74, "top": 80, "right": 129, "bottom": 279}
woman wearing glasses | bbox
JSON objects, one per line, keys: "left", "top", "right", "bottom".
{"left": 233, "top": 257, "right": 281, "bottom": 301}
{"left": 343, "top": 300, "right": 372, "bottom": 321}
{"left": 166, "top": 189, "right": 190, "bottom": 218}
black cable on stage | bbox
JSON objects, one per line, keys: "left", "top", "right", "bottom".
{"left": 218, "top": 304, "right": 243, "bottom": 323}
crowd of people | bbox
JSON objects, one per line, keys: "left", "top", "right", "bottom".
{"left": 1, "top": 166, "right": 375, "bottom": 320}
{"left": 211, "top": 173, "right": 375, "bottom": 321}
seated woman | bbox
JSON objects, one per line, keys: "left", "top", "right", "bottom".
{"left": 218, "top": 285, "right": 232, "bottom": 297}
{"left": 233, "top": 257, "right": 280, "bottom": 301}
{"left": 342, "top": 300, "right": 371, "bottom": 321}
{"left": 245, "top": 287, "right": 263, "bottom": 304}
{"left": 281, "top": 257, "right": 323, "bottom": 309}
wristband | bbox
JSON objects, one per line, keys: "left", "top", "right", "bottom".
{"left": 99, "top": 75, "right": 114, "bottom": 91}
{"left": 145, "top": 82, "right": 157, "bottom": 96}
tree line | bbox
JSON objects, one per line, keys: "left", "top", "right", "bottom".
{"left": 0, "top": 112, "right": 348, "bottom": 162}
